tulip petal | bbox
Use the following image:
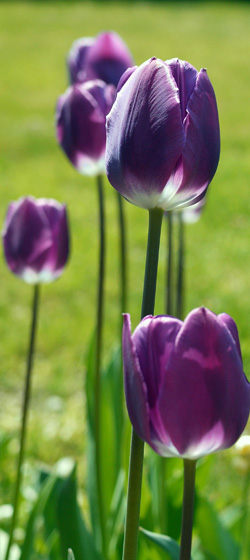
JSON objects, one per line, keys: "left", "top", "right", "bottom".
{"left": 132, "top": 315, "right": 182, "bottom": 408}
{"left": 106, "top": 58, "right": 185, "bottom": 209}
{"left": 41, "top": 201, "right": 70, "bottom": 274}
{"left": 67, "top": 37, "right": 94, "bottom": 84}
{"left": 169, "top": 69, "right": 220, "bottom": 208}
{"left": 157, "top": 308, "right": 250, "bottom": 458}
{"left": 218, "top": 313, "right": 242, "bottom": 361}
{"left": 122, "top": 314, "right": 151, "bottom": 442}
{"left": 84, "top": 31, "right": 134, "bottom": 87}
{"left": 167, "top": 58, "right": 198, "bottom": 121}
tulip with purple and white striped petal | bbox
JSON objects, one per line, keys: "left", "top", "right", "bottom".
{"left": 56, "top": 80, "right": 116, "bottom": 176}
{"left": 123, "top": 308, "right": 250, "bottom": 459}
{"left": 67, "top": 31, "right": 134, "bottom": 87}
{"left": 106, "top": 57, "right": 220, "bottom": 211}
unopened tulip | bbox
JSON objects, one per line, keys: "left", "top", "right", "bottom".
{"left": 123, "top": 308, "right": 250, "bottom": 459}
{"left": 3, "top": 197, "right": 69, "bottom": 284}
{"left": 106, "top": 57, "right": 220, "bottom": 211}
{"left": 56, "top": 80, "right": 115, "bottom": 176}
{"left": 67, "top": 31, "right": 134, "bottom": 87}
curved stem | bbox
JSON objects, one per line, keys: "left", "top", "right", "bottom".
{"left": 5, "top": 284, "right": 40, "bottom": 560}
{"left": 179, "top": 459, "right": 197, "bottom": 560}
{"left": 166, "top": 211, "right": 173, "bottom": 316}
{"left": 94, "top": 174, "right": 107, "bottom": 557}
{"left": 176, "top": 211, "right": 184, "bottom": 320}
{"left": 122, "top": 207, "right": 164, "bottom": 560}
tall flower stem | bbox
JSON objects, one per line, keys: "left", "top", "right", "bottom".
{"left": 116, "top": 192, "right": 128, "bottom": 473}
{"left": 176, "top": 211, "right": 184, "bottom": 320}
{"left": 117, "top": 192, "right": 127, "bottom": 318}
{"left": 166, "top": 211, "right": 173, "bottom": 316}
{"left": 160, "top": 210, "right": 174, "bottom": 534}
{"left": 5, "top": 284, "right": 40, "bottom": 560}
{"left": 179, "top": 459, "right": 197, "bottom": 560}
{"left": 94, "top": 174, "right": 107, "bottom": 557}
{"left": 122, "top": 207, "right": 164, "bottom": 560}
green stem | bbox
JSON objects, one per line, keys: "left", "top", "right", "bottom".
{"left": 122, "top": 207, "right": 164, "bottom": 560}
{"left": 240, "top": 469, "right": 250, "bottom": 560}
{"left": 5, "top": 284, "right": 40, "bottom": 560}
{"left": 94, "top": 174, "right": 107, "bottom": 557}
{"left": 176, "top": 211, "right": 184, "bottom": 320}
{"left": 166, "top": 211, "right": 173, "bottom": 316}
{"left": 141, "top": 208, "right": 164, "bottom": 318}
{"left": 117, "top": 192, "right": 127, "bottom": 316}
{"left": 159, "top": 458, "right": 167, "bottom": 533}
{"left": 179, "top": 459, "right": 197, "bottom": 560}
{"left": 116, "top": 192, "right": 128, "bottom": 473}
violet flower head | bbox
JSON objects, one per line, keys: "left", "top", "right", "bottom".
{"left": 56, "top": 80, "right": 116, "bottom": 176}
{"left": 67, "top": 31, "right": 134, "bottom": 87}
{"left": 2, "top": 196, "right": 70, "bottom": 284}
{"left": 123, "top": 309, "right": 250, "bottom": 459}
{"left": 106, "top": 57, "right": 220, "bottom": 211}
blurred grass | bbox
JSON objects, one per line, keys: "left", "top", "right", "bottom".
{"left": 1, "top": 0, "right": 250, "bottom": 505}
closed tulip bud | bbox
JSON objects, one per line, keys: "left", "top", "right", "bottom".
{"left": 67, "top": 31, "right": 134, "bottom": 87}
{"left": 106, "top": 57, "right": 220, "bottom": 211}
{"left": 2, "top": 196, "right": 69, "bottom": 284}
{"left": 123, "top": 308, "right": 250, "bottom": 459}
{"left": 56, "top": 80, "right": 116, "bottom": 176}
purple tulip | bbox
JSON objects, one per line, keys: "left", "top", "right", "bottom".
{"left": 56, "top": 80, "right": 116, "bottom": 176}
{"left": 67, "top": 31, "right": 134, "bottom": 87}
{"left": 123, "top": 308, "right": 250, "bottom": 459}
{"left": 106, "top": 57, "right": 220, "bottom": 211}
{"left": 2, "top": 196, "right": 69, "bottom": 284}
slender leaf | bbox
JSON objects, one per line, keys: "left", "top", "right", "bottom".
{"left": 196, "top": 495, "right": 239, "bottom": 560}
{"left": 56, "top": 463, "right": 103, "bottom": 560}
{"left": 68, "top": 549, "right": 75, "bottom": 560}
{"left": 140, "top": 527, "right": 181, "bottom": 560}
{"left": 19, "top": 474, "right": 58, "bottom": 560}
{"left": 107, "top": 469, "right": 126, "bottom": 556}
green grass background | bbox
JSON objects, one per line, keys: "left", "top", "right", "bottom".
{"left": 1, "top": 0, "right": 250, "bottom": 506}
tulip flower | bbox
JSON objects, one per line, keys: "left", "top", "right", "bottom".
{"left": 123, "top": 308, "right": 250, "bottom": 460}
{"left": 56, "top": 79, "right": 116, "bottom": 176}
{"left": 2, "top": 196, "right": 69, "bottom": 284}
{"left": 106, "top": 57, "right": 220, "bottom": 211}
{"left": 67, "top": 31, "right": 134, "bottom": 87}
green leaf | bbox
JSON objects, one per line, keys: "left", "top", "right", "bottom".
{"left": 196, "top": 495, "right": 240, "bottom": 560}
{"left": 56, "top": 462, "right": 103, "bottom": 560}
{"left": 85, "top": 339, "right": 127, "bottom": 548}
{"left": 140, "top": 527, "right": 181, "bottom": 560}
{"left": 107, "top": 469, "right": 126, "bottom": 556}
{"left": 19, "top": 473, "right": 58, "bottom": 560}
